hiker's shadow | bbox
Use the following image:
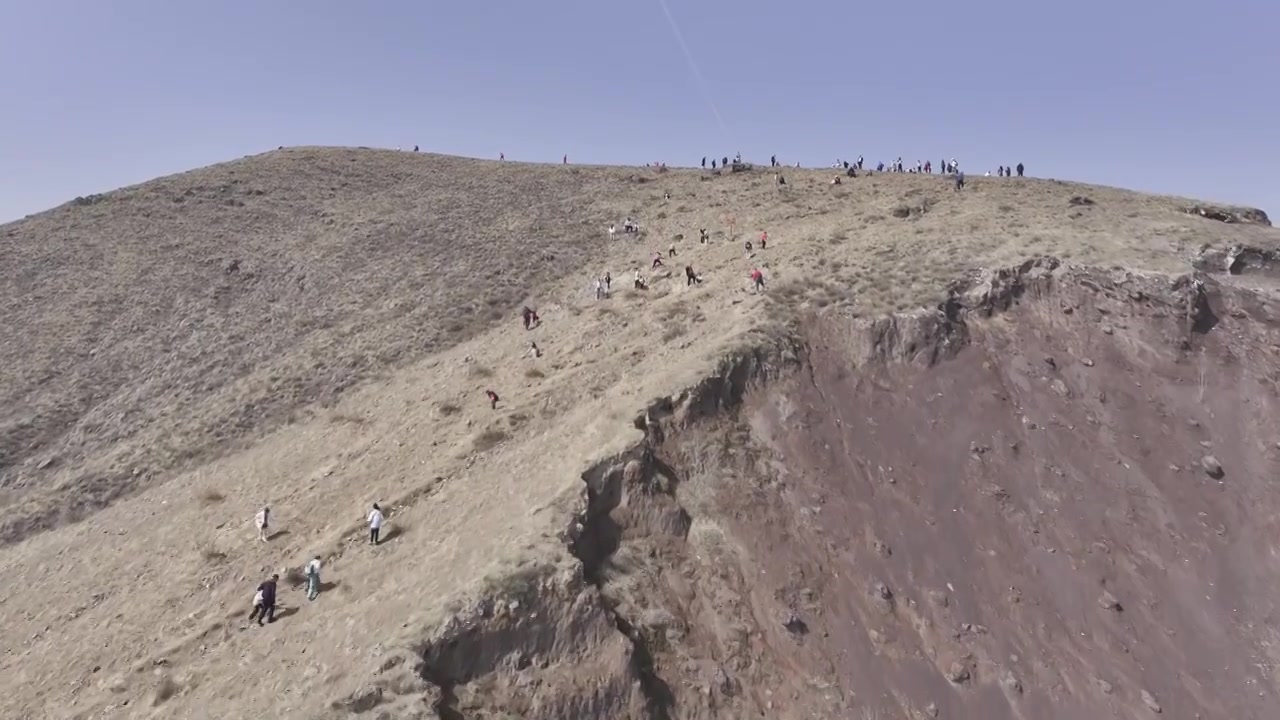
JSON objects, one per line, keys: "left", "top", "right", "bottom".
{"left": 267, "top": 529, "right": 290, "bottom": 541}
{"left": 274, "top": 606, "right": 300, "bottom": 621}
{"left": 319, "top": 580, "right": 341, "bottom": 593}
{"left": 380, "top": 526, "right": 403, "bottom": 543}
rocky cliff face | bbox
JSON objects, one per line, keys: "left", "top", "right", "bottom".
{"left": 386, "top": 259, "right": 1280, "bottom": 719}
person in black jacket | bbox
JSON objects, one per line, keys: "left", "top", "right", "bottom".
{"left": 250, "top": 574, "right": 279, "bottom": 625}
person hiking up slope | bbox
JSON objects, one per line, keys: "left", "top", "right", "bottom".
{"left": 521, "top": 306, "right": 540, "bottom": 330}
{"left": 751, "top": 267, "right": 765, "bottom": 293}
{"left": 305, "top": 555, "right": 322, "bottom": 601}
{"left": 367, "top": 503, "right": 385, "bottom": 545}
{"left": 255, "top": 506, "right": 270, "bottom": 542}
{"left": 249, "top": 574, "right": 278, "bottom": 625}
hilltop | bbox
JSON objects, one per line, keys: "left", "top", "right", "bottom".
{"left": 1, "top": 148, "right": 1278, "bottom": 719}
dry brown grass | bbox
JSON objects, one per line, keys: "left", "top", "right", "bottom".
{"left": 198, "top": 488, "right": 225, "bottom": 505}
{"left": 0, "top": 148, "right": 667, "bottom": 543}
{"left": 199, "top": 545, "right": 228, "bottom": 563}
{"left": 153, "top": 676, "right": 181, "bottom": 706}
{"left": 283, "top": 566, "right": 307, "bottom": 588}
{"left": 0, "top": 148, "right": 1277, "bottom": 720}
{"left": 473, "top": 428, "right": 508, "bottom": 452}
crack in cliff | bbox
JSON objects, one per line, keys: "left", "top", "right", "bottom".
{"left": 566, "top": 445, "right": 677, "bottom": 720}
{"left": 561, "top": 345, "right": 799, "bottom": 720}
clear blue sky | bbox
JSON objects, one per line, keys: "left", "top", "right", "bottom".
{"left": 2, "top": 0, "right": 1276, "bottom": 222}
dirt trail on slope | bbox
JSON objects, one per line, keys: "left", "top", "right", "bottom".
{"left": 397, "top": 260, "right": 1280, "bottom": 719}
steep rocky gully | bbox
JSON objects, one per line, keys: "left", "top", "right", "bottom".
{"left": 356, "top": 257, "right": 1280, "bottom": 720}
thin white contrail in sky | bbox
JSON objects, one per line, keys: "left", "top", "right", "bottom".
{"left": 655, "top": 0, "right": 727, "bottom": 133}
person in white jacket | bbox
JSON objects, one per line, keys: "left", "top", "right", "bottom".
{"left": 367, "top": 503, "right": 384, "bottom": 545}
{"left": 304, "top": 555, "right": 322, "bottom": 601}
{"left": 254, "top": 506, "right": 270, "bottom": 542}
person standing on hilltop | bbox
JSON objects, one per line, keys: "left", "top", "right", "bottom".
{"left": 1016, "top": 162, "right": 1024, "bottom": 177}
{"left": 255, "top": 506, "right": 270, "bottom": 543}
{"left": 563, "top": 154, "right": 568, "bottom": 165}
{"left": 249, "top": 574, "right": 278, "bottom": 625}
{"left": 367, "top": 503, "right": 385, "bottom": 545}
{"left": 701, "top": 156, "right": 706, "bottom": 168}
{"left": 304, "top": 555, "right": 322, "bottom": 601}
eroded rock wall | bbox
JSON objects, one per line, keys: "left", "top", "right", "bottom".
{"left": 401, "top": 261, "right": 1280, "bottom": 719}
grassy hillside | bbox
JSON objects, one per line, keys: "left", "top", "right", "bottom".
{"left": 0, "top": 148, "right": 1273, "bottom": 549}
{"left": 0, "top": 148, "right": 1277, "bottom": 719}
{"left": 0, "top": 149, "right": 640, "bottom": 541}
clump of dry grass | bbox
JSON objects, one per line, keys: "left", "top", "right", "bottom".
{"left": 283, "top": 566, "right": 307, "bottom": 588}
{"left": 473, "top": 428, "right": 508, "bottom": 451}
{"left": 524, "top": 368, "right": 545, "bottom": 379}
{"left": 200, "top": 545, "right": 228, "bottom": 563}
{"left": 153, "top": 676, "right": 180, "bottom": 706}
{"left": 198, "top": 489, "right": 225, "bottom": 505}
{"left": 480, "top": 560, "right": 552, "bottom": 601}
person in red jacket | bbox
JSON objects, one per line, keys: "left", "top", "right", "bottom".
{"left": 485, "top": 390, "right": 500, "bottom": 410}
{"left": 750, "top": 267, "right": 765, "bottom": 293}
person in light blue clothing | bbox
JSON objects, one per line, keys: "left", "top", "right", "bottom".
{"left": 305, "top": 555, "right": 322, "bottom": 601}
